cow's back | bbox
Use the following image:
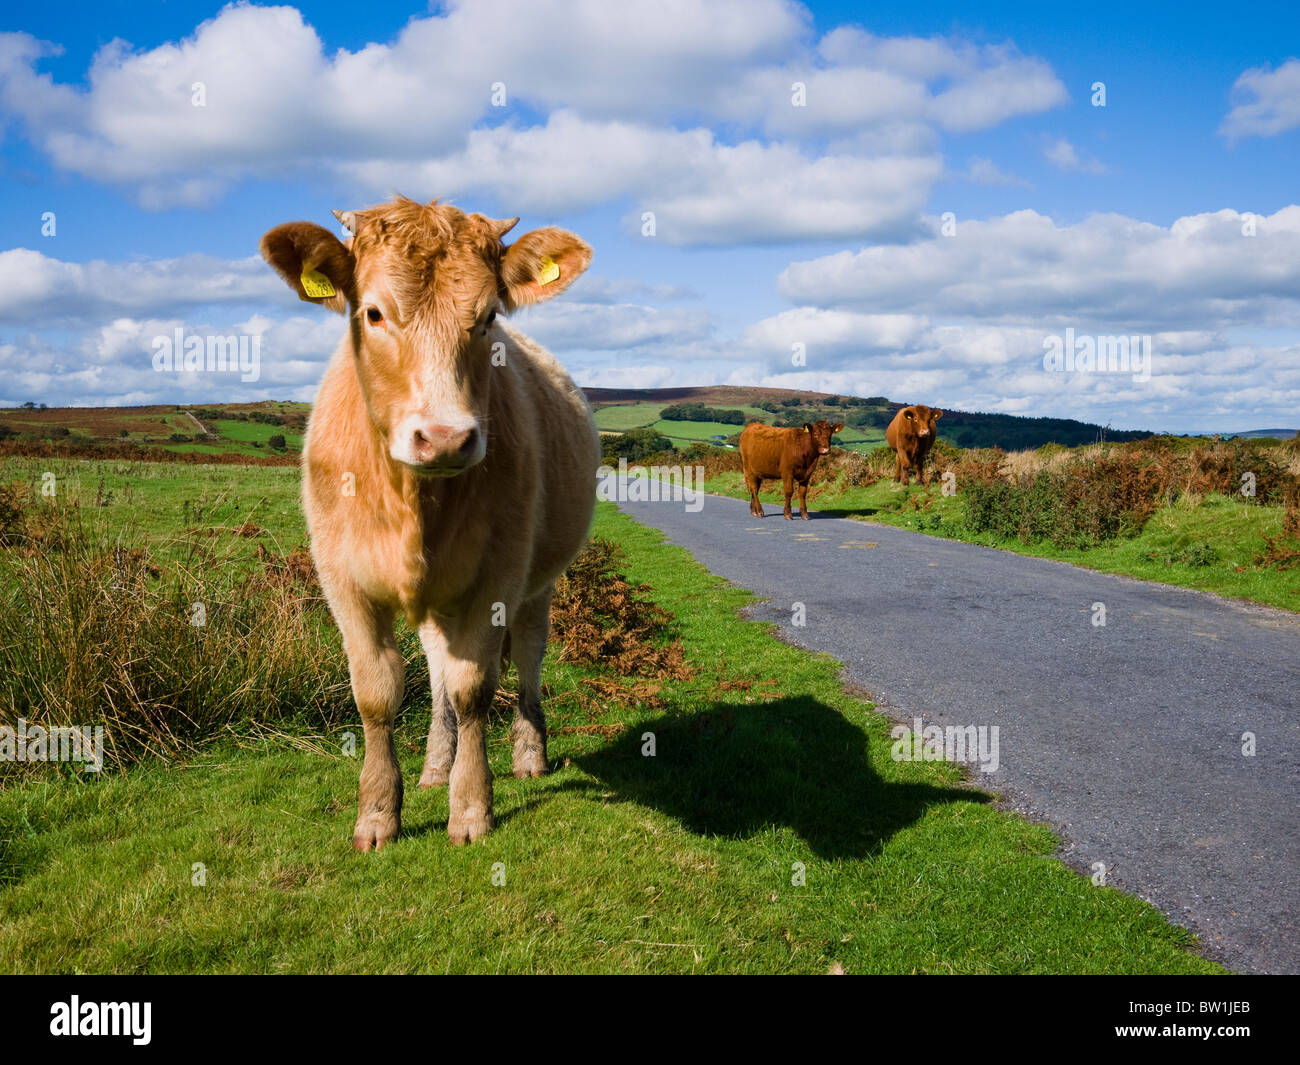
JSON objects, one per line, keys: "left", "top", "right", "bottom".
{"left": 740, "top": 422, "right": 791, "bottom": 478}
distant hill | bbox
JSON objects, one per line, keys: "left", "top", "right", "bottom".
{"left": 0, "top": 401, "right": 308, "bottom": 461}
{"left": 1225, "top": 429, "right": 1297, "bottom": 440}
{"left": 584, "top": 386, "right": 1154, "bottom": 451}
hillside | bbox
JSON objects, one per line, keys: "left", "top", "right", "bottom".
{"left": 0, "top": 401, "right": 309, "bottom": 461}
{"left": 585, "top": 386, "right": 1155, "bottom": 451}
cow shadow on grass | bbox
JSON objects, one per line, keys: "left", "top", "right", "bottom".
{"left": 575, "top": 696, "right": 984, "bottom": 860}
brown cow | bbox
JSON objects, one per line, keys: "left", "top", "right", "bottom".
{"left": 260, "top": 197, "right": 599, "bottom": 849}
{"left": 885, "top": 405, "right": 943, "bottom": 485}
{"left": 740, "top": 420, "right": 842, "bottom": 520}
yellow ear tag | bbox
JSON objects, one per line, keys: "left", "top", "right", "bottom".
{"left": 300, "top": 268, "right": 335, "bottom": 298}
{"left": 537, "top": 256, "right": 560, "bottom": 286}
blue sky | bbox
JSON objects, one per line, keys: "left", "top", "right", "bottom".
{"left": 2, "top": 0, "right": 1298, "bottom": 431}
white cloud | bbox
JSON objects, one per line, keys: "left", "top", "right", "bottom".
{"left": 1043, "top": 137, "right": 1107, "bottom": 174}
{"left": 0, "top": 248, "right": 280, "bottom": 324}
{"left": 778, "top": 207, "right": 1300, "bottom": 330}
{"left": 571, "top": 363, "right": 688, "bottom": 391}
{"left": 0, "top": 310, "right": 343, "bottom": 407}
{"left": 514, "top": 299, "right": 713, "bottom": 350}
{"left": 964, "top": 156, "right": 1031, "bottom": 188}
{"left": 812, "top": 28, "right": 1069, "bottom": 131}
{"left": 1221, "top": 57, "right": 1300, "bottom": 140}
{"left": 0, "top": 2, "right": 1065, "bottom": 235}
{"left": 738, "top": 307, "right": 930, "bottom": 360}
{"left": 340, "top": 111, "right": 940, "bottom": 244}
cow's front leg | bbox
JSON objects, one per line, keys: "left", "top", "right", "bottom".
{"left": 443, "top": 623, "right": 504, "bottom": 844}
{"left": 417, "top": 621, "right": 457, "bottom": 788}
{"left": 798, "top": 480, "right": 811, "bottom": 519}
{"left": 782, "top": 471, "right": 795, "bottom": 519}
{"left": 333, "top": 590, "right": 404, "bottom": 851}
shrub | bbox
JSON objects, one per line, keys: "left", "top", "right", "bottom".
{"left": 0, "top": 482, "right": 28, "bottom": 546}
{"left": 549, "top": 538, "right": 693, "bottom": 679}
{"left": 0, "top": 515, "right": 349, "bottom": 775}
{"left": 964, "top": 458, "right": 1159, "bottom": 549}
{"left": 602, "top": 427, "right": 674, "bottom": 465}
{"left": 1255, "top": 503, "right": 1300, "bottom": 569}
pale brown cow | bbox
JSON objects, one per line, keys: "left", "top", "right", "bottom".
{"left": 260, "top": 197, "right": 600, "bottom": 849}
{"left": 885, "top": 405, "right": 943, "bottom": 486}
{"left": 740, "top": 420, "right": 842, "bottom": 520}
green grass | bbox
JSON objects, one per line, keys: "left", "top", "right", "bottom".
{"left": 211, "top": 419, "right": 303, "bottom": 452}
{"left": 592, "top": 403, "right": 672, "bottom": 431}
{"left": 0, "top": 456, "right": 303, "bottom": 557}
{"left": 0, "top": 459, "right": 1224, "bottom": 973}
{"left": 652, "top": 418, "right": 749, "bottom": 442}
{"left": 705, "top": 466, "right": 1298, "bottom": 611}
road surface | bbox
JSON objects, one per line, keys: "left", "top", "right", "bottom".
{"left": 617, "top": 490, "right": 1300, "bottom": 973}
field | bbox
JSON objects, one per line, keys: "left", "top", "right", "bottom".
{"left": 0, "top": 456, "right": 1225, "bottom": 973}
{"left": 0, "top": 402, "right": 309, "bottom": 460}
{"left": 590, "top": 398, "right": 886, "bottom": 452}
{"left": 593, "top": 403, "right": 687, "bottom": 431}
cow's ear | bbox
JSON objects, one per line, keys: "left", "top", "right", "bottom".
{"left": 259, "top": 222, "right": 354, "bottom": 315}
{"left": 903, "top": 408, "right": 914, "bottom": 419}
{"left": 802, "top": 423, "right": 813, "bottom": 433}
{"left": 932, "top": 409, "right": 943, "bottom": 420}
{"left": 500, "top": 227, "right": 592, "bottom": 311}
{"left": 833, "top": 422, "right": 844, "bottom": 433}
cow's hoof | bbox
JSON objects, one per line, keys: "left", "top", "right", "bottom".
{"left": 801, "top": 513, "right": 811, "bottom": 520}
{"left": 418, "top": 766, "right": 450, "bottom": 788}
{"left": 447, "top": 806, "right": 494, "bottom": 845}
{"left": 352, "top": 812, "right": 399, "bottom": 852}
{"left": 512, "top": 756, "right": 548, "bottom": 779}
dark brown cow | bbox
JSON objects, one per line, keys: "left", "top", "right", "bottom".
{"left": 740, "top": 420, "right": 842, "bottom": 520}
{"left": 885, "top": 405, "right": 943, "bottom": 486}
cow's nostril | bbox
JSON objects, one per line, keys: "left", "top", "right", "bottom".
{"left": 411, "top": 428, "right": 436, "bottom": 462}
{"left": 409, "top": 424, "right": 478, "bottom": 467}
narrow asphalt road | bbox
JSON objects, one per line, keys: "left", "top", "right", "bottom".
{"left": 617, "top": 490, "right": 1300, "bottom": 974}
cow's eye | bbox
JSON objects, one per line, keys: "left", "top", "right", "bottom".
{"left": 484, "top": 310, "right": 497, "bottom": 329}
{"left": 366, "top": 307, "right": 383, "bottom": 326}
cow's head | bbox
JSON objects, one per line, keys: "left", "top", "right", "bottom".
{"left": 803, "top": 420, "right": 844, "bottom": 455}
{"left": 903, "top": 405, "right": 943, "bottom": 438}
{"left": 260, "top": 197, "right": 590, "bottom": 475}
